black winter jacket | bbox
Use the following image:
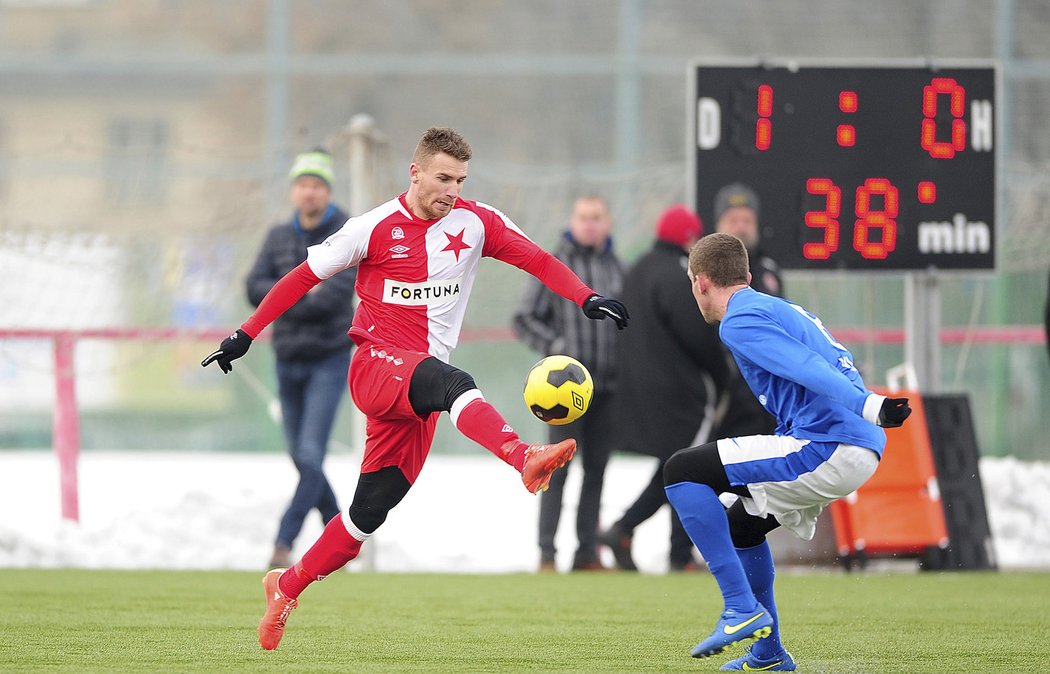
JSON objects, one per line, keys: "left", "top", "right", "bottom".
{"left": 616, "top": 240, "right": 729, "bottom": 458}
{"left": 245, "top": 204, "right": 356, "bottom": 361}
{"left": 748, "top": 246, "right": 784, "bottom": 298}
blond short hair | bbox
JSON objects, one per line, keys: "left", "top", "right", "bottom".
{"left": 412, "top": 127, "right": 472, "bottom": 166}
{"left": 688, "top": 233, "right": 750, "bottom": 287}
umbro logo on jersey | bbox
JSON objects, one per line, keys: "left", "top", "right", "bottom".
{"left": 389, "top": 244, "right": 410, "bottom": 259}
{"left": 383, "top": 277, "right": 462, "bottom": 306}
{"left": 391, "top": 226, "right": 405, "bottom": 240}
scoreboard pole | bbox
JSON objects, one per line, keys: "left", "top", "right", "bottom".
{"left": 905, "top": 273, "right": 941, "bottom": 392}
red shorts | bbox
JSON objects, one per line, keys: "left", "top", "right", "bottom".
{"left": 348, "top": 342, "right": 439, "bottom": 484}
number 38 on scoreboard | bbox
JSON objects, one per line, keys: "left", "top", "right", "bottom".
{"left": 689, "top": 60, "right": 997, "bottom": 271}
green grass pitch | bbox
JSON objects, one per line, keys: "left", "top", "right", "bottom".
{"left": 2, "top": 569, "right": 1048, "bottom": 672}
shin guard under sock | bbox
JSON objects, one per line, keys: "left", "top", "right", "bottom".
{"left": 737, "top": 540, "right": 783, "bottom": 657}
{"left": 451, "top": 394, "right": 527, "bottom": 471}
{"left": 664, "top": 481, "right": 757, "bottom": 614}
{"left": 278, "top": 513, "right": 369, "bottom": 599}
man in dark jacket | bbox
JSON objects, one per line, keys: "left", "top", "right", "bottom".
{"left": 711, "top": 183, "right": 782, "bottom": 438}
{"left": 246, "top": 149, "right": 357, "bottom": 568}
{"left": 599, "top": 205, "right": 729, "bottom": 571}
{"left": 513, "top": 195, "right": 625, "bottom": 571}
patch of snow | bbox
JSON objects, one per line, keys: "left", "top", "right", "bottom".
{"left": 0, "top": 452, "right": 1044, "bottom": 572}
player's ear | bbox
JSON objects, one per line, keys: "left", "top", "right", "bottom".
{"left": 746, "top": 271, "right": 753, "bottom": 286}
{"left": 409, "top": 163, "right": 419, "bottom": 183}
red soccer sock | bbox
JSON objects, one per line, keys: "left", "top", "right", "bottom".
{"left": 278, "top": 515, "right": 365, "bottom": 600}
{"left": 452, "top": 394, "right": 528, "bottom": 471}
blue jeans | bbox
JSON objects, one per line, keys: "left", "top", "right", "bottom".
{"left": 274, "top": 348, "right": 351, "bottom": 548}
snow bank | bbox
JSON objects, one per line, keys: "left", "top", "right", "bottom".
{"left": 0, "top": 451, "right": 1045, "bottom": 572}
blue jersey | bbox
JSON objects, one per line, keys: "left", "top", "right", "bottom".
{"left": 719, "top": 287, "right": 886, "bottom": 455}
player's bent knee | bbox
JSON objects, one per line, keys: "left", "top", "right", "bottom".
{"left": 662, "top": 442, "right": 730, "bottom": 492}
{"left": 443, "top": 369, "right": 477, "bottom": 411}
{"left": 347, "top": 503, "right": 390, "bottom": 535}
{"left": 349, "top": 466, "right": 412, "bottom": 534}
{"left": 728, "top": 504, "right": 774, "bottom": 548}
{"left": 409, "top": 357, "right": 478, "bottom": 415}
{"left": 662, "top": 449, "right": 693, "bottom": 486}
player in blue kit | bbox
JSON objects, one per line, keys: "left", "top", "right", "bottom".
{"left": 663, "top": 233, "right": 912, "bottom": 670}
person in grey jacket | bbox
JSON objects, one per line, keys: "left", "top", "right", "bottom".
{"left": 513, "top": 195, "right": 625, "bottom": 571}
{"left": 246, "top": 149, "right": 357, "bottom": 568}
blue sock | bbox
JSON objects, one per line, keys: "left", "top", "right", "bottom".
{"left": 737, "top": 541, "right": 783, "bottom": 658}
{"left": 664, "top": 482, "right": 757, "bottom": 614}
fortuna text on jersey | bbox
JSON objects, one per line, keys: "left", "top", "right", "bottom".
{"left": 383, "top": 277, "right": 463, "bottom": 306}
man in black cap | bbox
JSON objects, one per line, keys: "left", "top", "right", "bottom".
{"left": 711, "top": 183, "right": 782, "bottom": 440}
{"left": 713, "top": 183, "right": 783, "bottom": 298}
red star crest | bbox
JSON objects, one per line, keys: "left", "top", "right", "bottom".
{"left": 441, "top": 229, "right": 472, "bottom": 261}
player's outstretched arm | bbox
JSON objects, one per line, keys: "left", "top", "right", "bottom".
{"left": 862, "top": 394, "right": 912, "bottom": 428}
{"left": 581, "top": 294, "right": 629, "bottom": 330}
{"left": 481, "top": 210, "right": 630, "bottom": 328}
{"left": 201, "top": 261, "right": 322, "bottom": 374}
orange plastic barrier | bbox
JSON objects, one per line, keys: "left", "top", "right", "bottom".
{"left": 829, "top": 389, "right": 949, "bottom": 566}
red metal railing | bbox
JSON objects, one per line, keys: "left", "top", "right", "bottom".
{"left": 2, "top": 328, "right": 235, "bottom": 521}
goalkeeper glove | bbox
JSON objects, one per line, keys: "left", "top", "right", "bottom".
{"left": 582, "top": 294, "right": 629, "bottom": 330}
{"left": 201, "top": 329, "right": 253, "bottom": 374}
{"left": 862, "top": 393, "right": 912, "bottom": 428}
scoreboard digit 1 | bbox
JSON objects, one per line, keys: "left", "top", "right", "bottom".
{"left": 689, "top": 60, "right": 997, "bottom": 271}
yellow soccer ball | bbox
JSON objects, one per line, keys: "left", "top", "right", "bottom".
{"left": 523, "top": 355, "right": 593, "bottom": 425}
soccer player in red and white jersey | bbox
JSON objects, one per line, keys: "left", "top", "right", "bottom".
{"left": 202, "top": 127, "right": 629, "bottom": 650}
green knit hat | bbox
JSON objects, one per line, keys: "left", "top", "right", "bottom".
{"left": 289, "top": 150, "right": 334, "bottom": 187}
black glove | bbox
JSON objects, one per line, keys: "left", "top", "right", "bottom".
{"left": 201, "top": 329, "right": 253, "bottom": 374}
{"left": 877, "top": 397, "right": 912, "bottom": 428}
{"left": 582, "top": 294, "right": 629, "bottom": 330}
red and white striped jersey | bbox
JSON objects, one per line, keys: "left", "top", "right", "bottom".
{"left": 306, "top": 193, "right": 592, "bottom": 363}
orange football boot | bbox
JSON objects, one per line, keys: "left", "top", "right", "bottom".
{"left": 520, "top": 438, "right": 577, "bottom": 493}
{"left": 258, "top": 569, "right": 297, "bottom": 650}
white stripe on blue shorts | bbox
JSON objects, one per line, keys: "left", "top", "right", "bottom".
{"left": 718, "top": 435, "right": 839, "bottom": 486}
